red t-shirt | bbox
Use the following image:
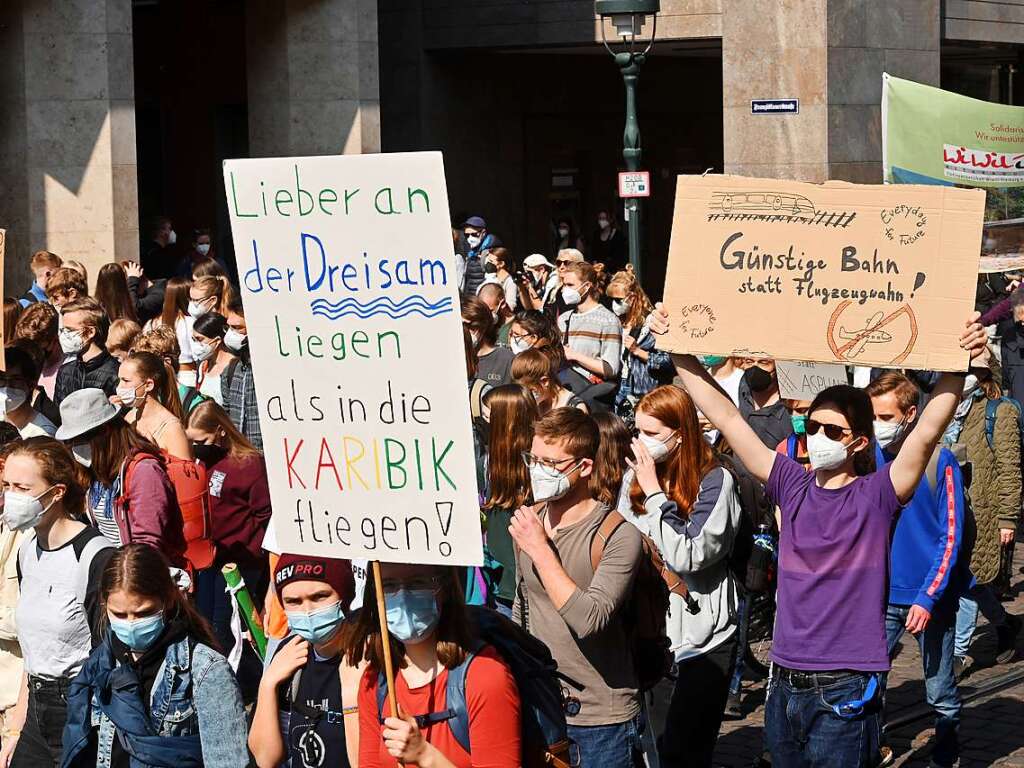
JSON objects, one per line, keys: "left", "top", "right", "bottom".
{"left": 358, "top": 646, "right": 521, "bottom": 768}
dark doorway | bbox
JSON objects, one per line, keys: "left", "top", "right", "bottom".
{"left": 132, "top": 0, "right": 249, "bottom": 278}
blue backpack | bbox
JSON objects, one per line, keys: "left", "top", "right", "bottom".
{"left": 984, "top": 396, "right": 1024, "bottom": 450}
{"left": 375, "top": 606, "right": 571, "bottom": 768}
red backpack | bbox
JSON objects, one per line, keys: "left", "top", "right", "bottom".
{"left": 122, "top": 451, "right": 216, "bottom": 573}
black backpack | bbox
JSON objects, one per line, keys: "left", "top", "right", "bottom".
{"left": 717, "top": 453, "right": 772, "bottom": 594}
{"left": 376, "top": 607, "right": 571, "bottom": 768}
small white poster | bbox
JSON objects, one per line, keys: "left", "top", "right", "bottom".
{"left": 776, "top": 360, "right": 849, "bottom": 401}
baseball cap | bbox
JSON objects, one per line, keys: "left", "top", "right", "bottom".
{"left": 524, "top": 254, "right": 555, "bottom": 269}
{"left": 463, "top": 216, "right": 487, "bottom": 229}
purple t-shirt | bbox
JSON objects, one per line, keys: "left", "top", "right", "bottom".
{"left": 766, "top": 454, "right": 902, "bottom": 672}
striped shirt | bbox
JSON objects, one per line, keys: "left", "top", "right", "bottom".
{"left": 89, "top": 483, "right": 122, "bottom": 547}
{"left": 557, "top": 304, "right": 623, "bottom": 382}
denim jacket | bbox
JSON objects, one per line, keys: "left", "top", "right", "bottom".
{"left": 63, "top": 634, "right": 248, "bottom": 768}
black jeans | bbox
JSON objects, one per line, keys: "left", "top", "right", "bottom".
{"left": 11, "top": 677, "right": 69, "bottom": 768}
{"left": 658, "top": 636, "right": 736, "bottom": 768}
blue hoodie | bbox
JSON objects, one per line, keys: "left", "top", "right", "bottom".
{"left": 876, "top": 443, "right": 969, "bottom": 614}
{"left": 19, "top": 281, "right": 47, "bottom": 307}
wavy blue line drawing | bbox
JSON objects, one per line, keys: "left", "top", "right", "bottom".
{"left": 309, "top": 294, "right": 450, "bottom": 311}
{"left": 311, "top": 305, "right": 453, "bottom": 320}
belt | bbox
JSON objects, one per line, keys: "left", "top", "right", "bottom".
{"left": 28, "top": 675, "right": 70, "bottom": 694}
{"left": 775, "top": 666, "right": 862, "bottom": 690}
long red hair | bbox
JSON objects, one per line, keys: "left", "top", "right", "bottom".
{"left": 629, "top": 385, "right": 718, "bottom": 517}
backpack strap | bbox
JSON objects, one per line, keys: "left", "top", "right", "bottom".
{"left": 74, "top": 531, "right": 116, "bottom": 604}
{"left": 590, "top": 507, "right": 693, "bottom": 603}
{"left": 224, "top": 358, "right": 240, "bottom": 390}
{"left": 375, "top": 668, "right": 464, "bottom": 736}
{"left": 589, "top": 509, "right": 626, "bottom": 572}
{"left": 985, "top": 398, "right": 1000, "bottom": 450}
{"left": 443, "top": 649, "right": 478, "bottom": 754}
{"left": 786, "top": 434, "right": 799, "bottom": 460}
{"left": 469, "top": 379, "right": 487, "bottom": 420}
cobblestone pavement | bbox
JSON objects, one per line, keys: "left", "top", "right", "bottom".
{"left": 708, "top": 544, "right": 1024, "bottom": 767}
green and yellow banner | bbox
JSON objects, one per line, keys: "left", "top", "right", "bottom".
{"left": 883, "top": 73, "right": 1024, "bottom": 188}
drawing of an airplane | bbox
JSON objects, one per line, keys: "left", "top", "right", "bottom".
{"left": 838, "top": 312, "right": 893, "bottom": 358}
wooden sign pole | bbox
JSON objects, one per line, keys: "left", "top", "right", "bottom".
{"left": 372, "top": 560, "right": 399, "bottom": 719}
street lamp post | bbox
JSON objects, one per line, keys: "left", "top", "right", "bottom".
{"left": 596, "top": 0, "right": 658, "bottom": 284}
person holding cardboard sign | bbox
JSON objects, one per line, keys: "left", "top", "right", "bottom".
{"left": 649, "top": 305, "right": 987, "bottom": 768}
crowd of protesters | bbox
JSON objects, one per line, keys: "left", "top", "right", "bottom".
{"left": 0, "top": 211, "right": 1019, "bottom": 768}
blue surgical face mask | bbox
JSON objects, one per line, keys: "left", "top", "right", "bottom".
{"left": 384, "top": 589, "right": 440, "bottom": 644}
{"left": 109, "top": 612, "right": 166, "bottom": 651}
{"left": 286, "top": 600, "right": 345, "bottom": 645}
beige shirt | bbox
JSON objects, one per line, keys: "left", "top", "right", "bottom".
{"left": 0, "top": 525, "right": 24, "bottom": 712}
{"left": 513, "top": 502, "right": 642, "bottom": 726}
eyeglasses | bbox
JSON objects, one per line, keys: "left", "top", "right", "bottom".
{"left": 556, "top": 259, "right": 573, "bottom": 266}
{"left": 521, "top": 452, "right": 579, "bottom": 472}
{"left": 509, "top": 332, "right": 535, "bottom": 344}
{"left": 805, "top": 420, "right": 852, "bottom": 441}
{"left": 379, "top": 575, "right": 443, "bottom": 596}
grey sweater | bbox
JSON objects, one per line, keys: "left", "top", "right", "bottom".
{"left": 618, "top": 466, "right": 741, "bottom": 660}
{"left": 513, "top": 502, "right": 642, "bottom": 726}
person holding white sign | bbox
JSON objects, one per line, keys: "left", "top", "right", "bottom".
{"left": 649, "top": 305, "right": 987, "bottom": 768}
{"left": 350, "top": 563, "right": 521, "bottom": 768}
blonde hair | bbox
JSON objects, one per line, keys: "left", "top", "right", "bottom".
{"left": 31, "top": 250, "right": 62, "bottom": 270}
{"left": 107, "top": 319, "right": 142, "bottom": 357}
{"left": 63, "top": 260, "right": 89, "bottom": 283}
{"left": 193, "top": 275, "right": 235, "bottom": 316}
{"left": 131, "top": 326, "right": 181, "bottom": 372}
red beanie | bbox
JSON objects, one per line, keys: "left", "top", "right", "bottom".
{"left": 273, "top": 553, "right": 356, "bottom": 610}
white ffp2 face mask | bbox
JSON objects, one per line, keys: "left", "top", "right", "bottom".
{"left": 529, "top": 461, "right": 581, "bottom": 503}
{"left": 806, "top": 433, "right": 851, "bottom": 471}
{"left": 2, "top": 486, "right": 57, "bottom": 531}
{"left": 873, "top": 419, "right": 906, "bottom": 450}
{"left": 638, "top": 432, "right": 678, "bottom": 464}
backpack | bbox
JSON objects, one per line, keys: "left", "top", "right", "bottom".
{"left": 984, "top": 396, "right": 1024, "bottom": 451}
{"left": 590, "top": 510, "right": 678, "bottom": 692}
{"left": 716, "top": 454, "right": 770, "bottom": 594}
{"left": 180, "top": 385, "right": 208, "bottom": 415}
{"left": 123, "top": 451, "right": 216, "bottom": 572}
{"left": 375, "top": 607, "right": 571, "bottom": 768}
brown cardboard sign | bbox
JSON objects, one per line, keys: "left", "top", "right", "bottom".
{"left": 657, "top": 176, "right": 985, "bottom": 371}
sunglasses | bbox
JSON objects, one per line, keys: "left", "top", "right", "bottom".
{"left": 556, "top": 259, "right": 574, "bottom": 266}
{"left": 805, "top": 419, "right": 852, "bottom": 441}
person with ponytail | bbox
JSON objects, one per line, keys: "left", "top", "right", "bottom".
{"left": 56, "top": 389, "right": 184, "bottom": 564}
{"left": 617, "top": 385, "right": 742, "bottom": 767}
{"left": 145, "top": 276, "right": 197, "bottom": 383}
{"left": 61, "top": 543, "right": 249, "bottom": 768}
{"left": 191, "top": 313, "right": 236, "bottom": 406}
{"left": 481, "top": 384, "right": 539, "bottom": 617}
{"left": 188, "top": 276, "right": 233, "bottom": 320}
{"left": 115, "top": 351, "right": 192, "bottom": 461}
{"left": 1, "top": 438, "right": 115, "bottom": 767}
{"left": 184, "top": 400, "right": 270, "bottom": 654}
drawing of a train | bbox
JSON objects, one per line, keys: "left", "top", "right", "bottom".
{"left": 712, "top": 192, "right": 816, "bottom": 219}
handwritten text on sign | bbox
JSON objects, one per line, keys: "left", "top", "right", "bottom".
{"left": 656, "top": 176, "right": 985, "bottom": 371}
{"left": 222, "top": 152, "right": 482, "bottom": 566}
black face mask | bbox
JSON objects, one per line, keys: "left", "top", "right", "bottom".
{"left": 193, "top": 443, "right": 227, "bottom": 467}
{"left": 743, "top": 365, "right": 775, "bottom": 394}
{"left": 483, "top": 262, "right": 498, "bottom": 274}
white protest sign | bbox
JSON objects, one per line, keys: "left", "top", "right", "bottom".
{"left": 223, "top": 152, "right": 483, "bottom": 566}
{"left": 776, "top": 360, "right": 849, "bottom": 401}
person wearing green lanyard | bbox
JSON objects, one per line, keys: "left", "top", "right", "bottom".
{"left": 778, "top": 399, "right": 812, "bottom": 467}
